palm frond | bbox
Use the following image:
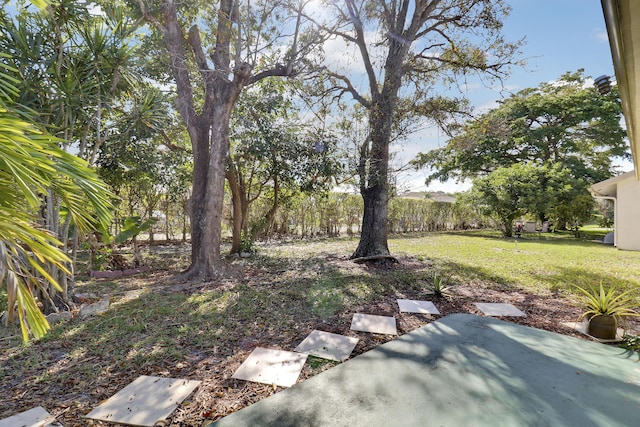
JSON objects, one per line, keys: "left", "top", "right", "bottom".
{"left": 0, "top": 51, "right": 112, "bottom": 340}
{"left": 574, "top": 283, "right": 639, "bottom": 318}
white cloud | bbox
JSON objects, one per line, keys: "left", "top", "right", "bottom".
{"left": 474, "top": 99, "right": 500, "bottom": 114}
{"left": 427, "top": 178, "right": 471, "bottom": 193}
{"left": 594, "top": 28, "right": 609, "bottom": 42}
{"left": 394, "top": 169, "right": 471, "bottom": 194}
{"left": 497, "top": 84, "right": 520, "bottom": 92}
{"left": 323, "top": 36, "right": 365, "bottom": 74}
{"left": 460, "top": 82, "right": 482, "bottom": 92}
{"left": 87, "top": 3, "right": 105, "bottom": 16}
{"left": 321, "top": 29, "right": 390, "bottom": 91}
{"left": 304, "top": 0, "right": 332, "bottom": 21}
{"left": 613, "top": 158, "right": 634, "bottom": 173}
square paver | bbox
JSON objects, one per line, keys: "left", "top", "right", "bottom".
{"left": 397, "top": 299, "right": 440, "bottom": 315}
{"left": 0, "top": 406, "right": 63, "bottom": 427}
{"left": 350, "top": 313, "right": 397, "bottom": 335}
{"left": 474, "top": 303, "right": 525, "bottom": 317}
{"left": 85, "top": 376, "right": 201, "bottom": 426}
{"left": 295, "top": 330, "right": 359, "bottom": 361}
{"left": 208, "top": 314, "right": 640, "bottom": 427}
{"left": 232, "top": 347, "right": 308, "bottom": 387}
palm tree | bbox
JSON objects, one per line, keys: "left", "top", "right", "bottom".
{"left": 1, "top": 0, "right": 147, "bottom": 304}
{"left": 0, "top": 56, "right": 112, "bottom": 341}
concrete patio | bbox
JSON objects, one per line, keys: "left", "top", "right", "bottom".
{"left": 209, "top": 313, "right": 640, "bottom": 426}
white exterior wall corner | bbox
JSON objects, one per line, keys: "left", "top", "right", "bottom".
{"left": 615, "top": 177, "right": 640, "bottom": 250}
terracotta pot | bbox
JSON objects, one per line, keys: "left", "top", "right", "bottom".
{"left": 588, "top": 315, "right": 617, "bottom": 339}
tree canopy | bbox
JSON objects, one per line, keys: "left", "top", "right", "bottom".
{"left": 470, "top": 162, "right": 592, "bottom": 237}
{"left": 132, "top": 0, "right": 324, "bottom": 281}
{"left": 227, "top": 79, "right": 343, "bottom": 253}
{"left": 414, "top": 69, "right": 629, "bottom": 232}
{"left": 307, "top": 0, "right": 521, "bottom": 259}
{"left": 414, "top": 70, "right": 629, "bottom": 185}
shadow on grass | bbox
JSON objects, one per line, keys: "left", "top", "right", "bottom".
{"left": 2, "top": 242, "right": 637, "bottom": 422}
{"left": 434, "top": 259, "right": 517, "bottom": 290}
{"left": 429, "top": 254, "right": 638, "bottom": 295}
{"left": 0, "top": 251, "right": 434, "bottom": 421}
{"left": 530, "top": 265, "right": 640, "bottom": 294}
{"left": 437, "top": 229, "right": 611, "bottom": 249}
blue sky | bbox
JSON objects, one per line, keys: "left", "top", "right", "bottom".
{"left": 6, "top": 1, "right": 625, "bottom": 193}
{"left": 398, "top": 0, "right": 628, "bottom": 193}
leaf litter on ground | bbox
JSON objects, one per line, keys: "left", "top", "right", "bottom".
{"left": 1, "top": 233, "right": 639, "bottom": 426}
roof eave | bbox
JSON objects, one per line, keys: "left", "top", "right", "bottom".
{"left": 589, "top": 170, "right": 635, "bottom": 196}
{"left": 601, "top": 0, "right": 640, "bottom": 179}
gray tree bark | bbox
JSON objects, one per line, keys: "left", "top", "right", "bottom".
{"left": 140, "top": 0, "right": 307, "bottom": 280}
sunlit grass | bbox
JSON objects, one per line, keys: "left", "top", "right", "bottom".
{"left": 2, "top": 229, "right": 640, "bottom": 421}
{"left": 579, "top": 224, "right": 614, "bottom": 240}
{"left": 390, "top": 230, "right": 640, "bottom": 294}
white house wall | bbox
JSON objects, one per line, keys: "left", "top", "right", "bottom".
{"left": 616, "top": 177, "right": 640, "bottom": 250}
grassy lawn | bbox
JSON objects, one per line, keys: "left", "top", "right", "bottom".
{"left": 390, "top": 229, "right": 638, "bottom": 294}
{"left": 1, "top": 231, "right": 639, "bottom": 425}
{"left": 578, "top": 224, "right": 614, "bottom": 240}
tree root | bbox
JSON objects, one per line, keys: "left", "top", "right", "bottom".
{"left": 169, "top": 264, "right": 225, "bottom": 292}
{"left": 351, "top": 254, "right": 400, "bottom": 264}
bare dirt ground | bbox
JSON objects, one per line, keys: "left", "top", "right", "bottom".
{"left": 1, "top": 252, "right": 637, "bottom": 426}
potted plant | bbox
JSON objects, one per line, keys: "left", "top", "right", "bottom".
{"left": 574, "top": 283, "right": 639, "bottom": 340}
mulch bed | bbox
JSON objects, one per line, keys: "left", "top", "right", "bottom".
{"left": 1, "top": 254, "right": 636, "bottom": 426}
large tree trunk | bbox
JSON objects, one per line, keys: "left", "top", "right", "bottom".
{"left": 502, "top": 218, "right": 514, "bottom": 238}
{"left": 159, "top": 0, "right": 239, "bottom": 282}
{"left": 182, "top": 101, "right": 236, "bottom": 280}
{"left": 348, "top": 0, "right": 407, "bottom": 259}
{"left": 182, "top": 119, "right": 213, "bottom": 279}
{"left": 143, "top": 0, "right": 299, "bottom": 280}
{"left": 352, "top": 96, "right": 395, "bottom": 258}
{"left": 353, "top": 184, "right": 390, "bottom": 257}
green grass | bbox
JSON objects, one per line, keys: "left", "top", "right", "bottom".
{"left": 389, "top": 230, "right": 640, "bottom": 294}
{"left": 578, "top": 224, "right": 614, "bottom": 240}
{"left": 2, "top": 231, "right": 640, "bottom": 422}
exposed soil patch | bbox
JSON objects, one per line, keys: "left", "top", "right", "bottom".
{"left": 1, "top": 251, "right": 636, "bottom": 426}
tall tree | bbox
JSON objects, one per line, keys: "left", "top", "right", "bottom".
{"left": 134, "top": 0, "right": 322, "bottom": 280}
{"left": 1, "top": 0, "right": 143, "bottom": 302}
{"left": 470, "top": 162, "right": 591, "bottom": 237}
{"left": 414, "top": 70, "right": 629, "bottom": 185}
{"left": 307, "top": 0, "right": 520, "bottom": 259}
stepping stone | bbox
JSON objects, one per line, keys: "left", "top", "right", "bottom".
{"left": 79, "top": 295, "right": 109, "bottom": 318}
{"left": 474, "top": 303, "right": 525, "bottom": 317}
{"left": 232, "top": 347, "right": 308, "bottom": 387}
{"left": 0, "top": 406, "right": 63, "bottom": 427}
{"left": 350, "top": 313, "right": 397, "bottom": 335}
{"left": 397, "top": 299, "right": 440, "bottom": 315}
{"left": 561, "top": 321, "right": 624, "bottom": 343}
{"left": 85, "top": 375, "right": 201, "bottom": 426}
{"left": 295, "top": 330, "right": 359, "bottom": 362}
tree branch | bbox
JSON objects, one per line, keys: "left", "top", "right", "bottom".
{"left": 213, "top": 0, "right": 233, "bottom": 74}
{"left": 136, "top": 0, "right": 164, "bottom": 33}
{"left": 158, "top": 0, "right": 197, "bottom": 124}
{"left": 299, "top": 3, "right": 358, "bottom": 44}
{"left": 345, "top": 0, "right": 379, "bottom": 97}
{"left": 246, "top": 63, "right": 294, "bottom": 86}
{"left": 324, "top": 70, "right": 370, "bottom": 108}
{"left": 187, "top": 25, "right": 211, "bottom": 74}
